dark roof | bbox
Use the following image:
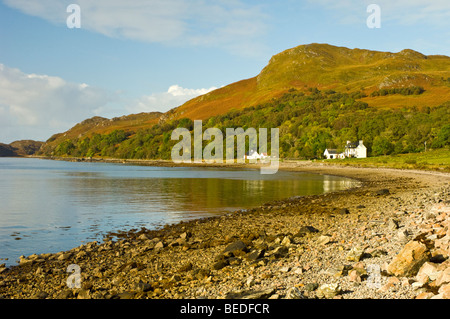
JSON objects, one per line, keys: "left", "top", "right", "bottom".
{"left": 345, "top": 142, "right": 359, "bottom": 149}
{"left": 325, "top": 149, "right": 338, "bottom": 154}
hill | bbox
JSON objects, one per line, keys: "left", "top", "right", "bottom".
{"left": 0, "top": 140, "right": 44, "bottom": 157}
{"left": 39, "top": 43, "right": 450, "bottom": 159}
{"left": 166, "top": 43, "right": 450, "bottom": 121}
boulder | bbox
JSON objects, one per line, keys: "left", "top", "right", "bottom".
{"left": 387, "top": 241, "right": 430, "bottom": 277}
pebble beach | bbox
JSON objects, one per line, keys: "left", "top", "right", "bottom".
{"left": 1, "top": 162, "right": 449, "bottom": 300}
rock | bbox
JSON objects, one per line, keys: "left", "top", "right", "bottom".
{"left": 285, "top": 287, "right": 304, "bottom": 299}
{"left": 439, "top": 284, "right": 450, "bottom": 299}
{"left": 57, "top": 252, "right": 71, "bottom": 261}
{"left": 387, "top": 240, "right": 430, "bottom": 277}
{"left": 304, "top": 283, "right": 319, "bottom": 292}
{"left": 272, "top": 246, "right": 289, "bottom": 258}
{"left": 223, "top": 240, "right": 247, "bottom": 254}
{"left": 136, "top": 281, "right": 153, "bottom": 292}
{"left": 180, "top": 231, "right": 191, "bottom": 240}
{"left": 387, "top": 218, "right": 399, "bottom": 230}
{"left": 154, "top": 241, "right": 165, "bottom": 251}
{"left": 77, "top": 289, "right": 91, "bottom": 299}
{"left": 416, "top": 292, "right": 435, "bottom": 299}
{"left": 178, "top": 262, "right": 193, "bottom": 272}
{"left": 346, "top": 247, "right": 365, "bottom": 262}
{"left": 436, "top": 267, "right": 450, "bottom": 286}
{"left": 339, "top": 208, "right": 350, "bottom": 215}
{"left": 33, "top": 291, "right": 49, "bottom": 299}
{"left": 416, "top": 262, "right": 441, "bottom": 284}
{"left": 317, "top": 235, "right": 332, "bottom": 245}
{"left": 245, "top": 249, "right": 265, "bottom": 261}
{"left": 137, "top": 233, "right": 149, "bottom": 240}
{"left": 375, "top": 189, "right": 390, "bottom": 196}
{"left": 281, "top": 236, "right": 291, "bottom": 247}
{"left": 56, "top": 289, "right": 73, "bottom": 299}
{"left": 296, "top": 226, "right": 319, "bottom": 237}
{"left": 348, "top": 270, "right": 362, "bottom": 283}
{"left": 226, "top": 288, "right": 275, "bottom": 299}
{"left": 116, "top": 291, "right": 136, "bottom": 299}
{"left": 316, "top": 283, "right": 341, "bottom": 299}
{"left": 213, "top": 259, "right": 229, "bottom": 270}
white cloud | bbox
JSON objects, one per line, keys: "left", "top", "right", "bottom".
{"left": 0, "top": 63, "right": 116, "bottom": 143}
{"left": 127, "top": 84, "right": 217, "bottom": 114}
{"left": 2, "top": 0, "right": 268, "bottom": 56}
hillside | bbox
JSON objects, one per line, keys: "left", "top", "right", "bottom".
{"left": 39, "top": 43, "right": 450, "bottom": 158}
{"left": 167, "top": 43, "right": 450, "bottom": 120}
{"left": 0, "top": 140, "right": 44, "bottom": 157}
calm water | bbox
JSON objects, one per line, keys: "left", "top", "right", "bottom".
{"left": 0, "top": 157, "right": 357, "bottom": 265}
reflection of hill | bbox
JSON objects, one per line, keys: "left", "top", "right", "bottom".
{"left": 61, "top": 172, "right": 356, "bottom": 218}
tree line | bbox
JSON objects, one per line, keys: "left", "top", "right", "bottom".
{"left": 46, "top": 87, "right": 450, "bottom": 160}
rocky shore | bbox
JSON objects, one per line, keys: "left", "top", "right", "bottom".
{"left": 0, "top": 163, "right": 449, "bottom": 299}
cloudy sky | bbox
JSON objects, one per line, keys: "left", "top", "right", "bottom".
{"left": 1, "top": 0, "right": 449, "bottom": 143}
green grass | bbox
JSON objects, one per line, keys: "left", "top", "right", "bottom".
{"left": 319, "top": 148, "right": 450, "bottom": 172}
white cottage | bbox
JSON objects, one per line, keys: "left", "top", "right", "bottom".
{"left": 323, "top": 149, "right": 340, "bottom": 159}
{"left": 344, "top": 140, "right": 367, "bottom": 158}
{"left": 324, "top": 140, "right": 367, "bottom": 159}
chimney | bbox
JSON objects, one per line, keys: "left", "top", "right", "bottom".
{"left": 359, "top": 140, "right": 363, "bottom": 145}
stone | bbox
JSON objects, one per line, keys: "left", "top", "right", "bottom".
{"left": 116, "top": 291, "right": 136, "bottom": 299}
{"left": 226, "top": 288, "right": 275, "bottom": 299}
{"left": 375, "top": 189, "right": 390, "bottom": 196}
{"left": 281, "top": 236, "right": 291, "bottom": 247}
{"left": 348, "top": 269, "right": 361, "bottom": 283}
{"left": 137, "top": 233, "right": 149, "bottom": 240}
{"left": 304, "top": 283, "right": 319, "bottom": 292}
{"left": 154, "top": 241, "right": 165, "bottom": 251}
{"left": 435, "top": 267, "right": 450, "bottom": 286}
{"left": 416, "top": 262, "right": 441, "bottom": 284}
{"left": 415, "top": 292, "right": 435, "bottom": 299}
{"left": 245, "top": 249, "right": 265, "bottom": 261}
{"left": 317, "top": 235, "right": 332, "bottom": 245}
{"left": 32, "top": 291, "right": 49, "bottom": 299}
{"left": 223, "top": 240, "right": 247, "bottom": 254}
{"left": 285, "top": 287, "right": 304, "bottom": 299}
{"left": 213, "top": 259, "right": 229, "bottom": 270}
{"left": 316, "top": 283, "right": 341, "bottom": 299}
{"left": 272, "top": 246, "right": 289, "bottom": 258}
{"left": 347, "top": 247, "right": 365, "bottom": 262}
{"left": 387, "top": 218, "right": 399, "bottom": 230}
{"left": 387, "top": 240, "right": 430, "bottom": 277}
{"left": 296, "top": 225, "right": 319, "bottom": 237}
{"left": 439, "top": 284, "right": 450, "bottom": 299}
{"left": 57, "top": 252, "right": 71, "bottom": 261}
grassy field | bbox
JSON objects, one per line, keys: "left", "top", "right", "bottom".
{"left": 318, "top": 148, "right": 450, "bottom": 172}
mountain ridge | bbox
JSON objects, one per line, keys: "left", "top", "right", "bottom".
{"left": 38, "top": 43, "right": 450, "bottom": 154}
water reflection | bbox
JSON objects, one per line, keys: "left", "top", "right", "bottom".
{"left": 0, "top": 158, "right": 358, "bottom": 265}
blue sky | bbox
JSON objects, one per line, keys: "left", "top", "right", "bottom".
{"left": 1, "top": 0, "right": 449, "bottom": 143}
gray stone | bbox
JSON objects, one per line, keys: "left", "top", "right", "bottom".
{"left": 223, "top": 240, "right": 247, "bottom": 254}
{"left": 316, "top": 283, "right": 341, "bottom": 299}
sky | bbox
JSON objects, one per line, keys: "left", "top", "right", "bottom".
{"left": 1, "top": 0, "right": 449, "bottom": 143}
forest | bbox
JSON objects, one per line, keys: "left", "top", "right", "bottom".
{"left": 48, "top": 88, "right": 450, "bottom": 160}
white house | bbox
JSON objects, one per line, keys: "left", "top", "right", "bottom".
{"left": 244, "top": 149, "right": 268, "bottom": 160}
{"left": 324, "top": 140, "right": 367, "bottom": 159}
{"left": 344, "top": 140, "right": 367, "bottom": 158}
{"left": 323, "top": 149, "right": 341, "bottom": 159}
